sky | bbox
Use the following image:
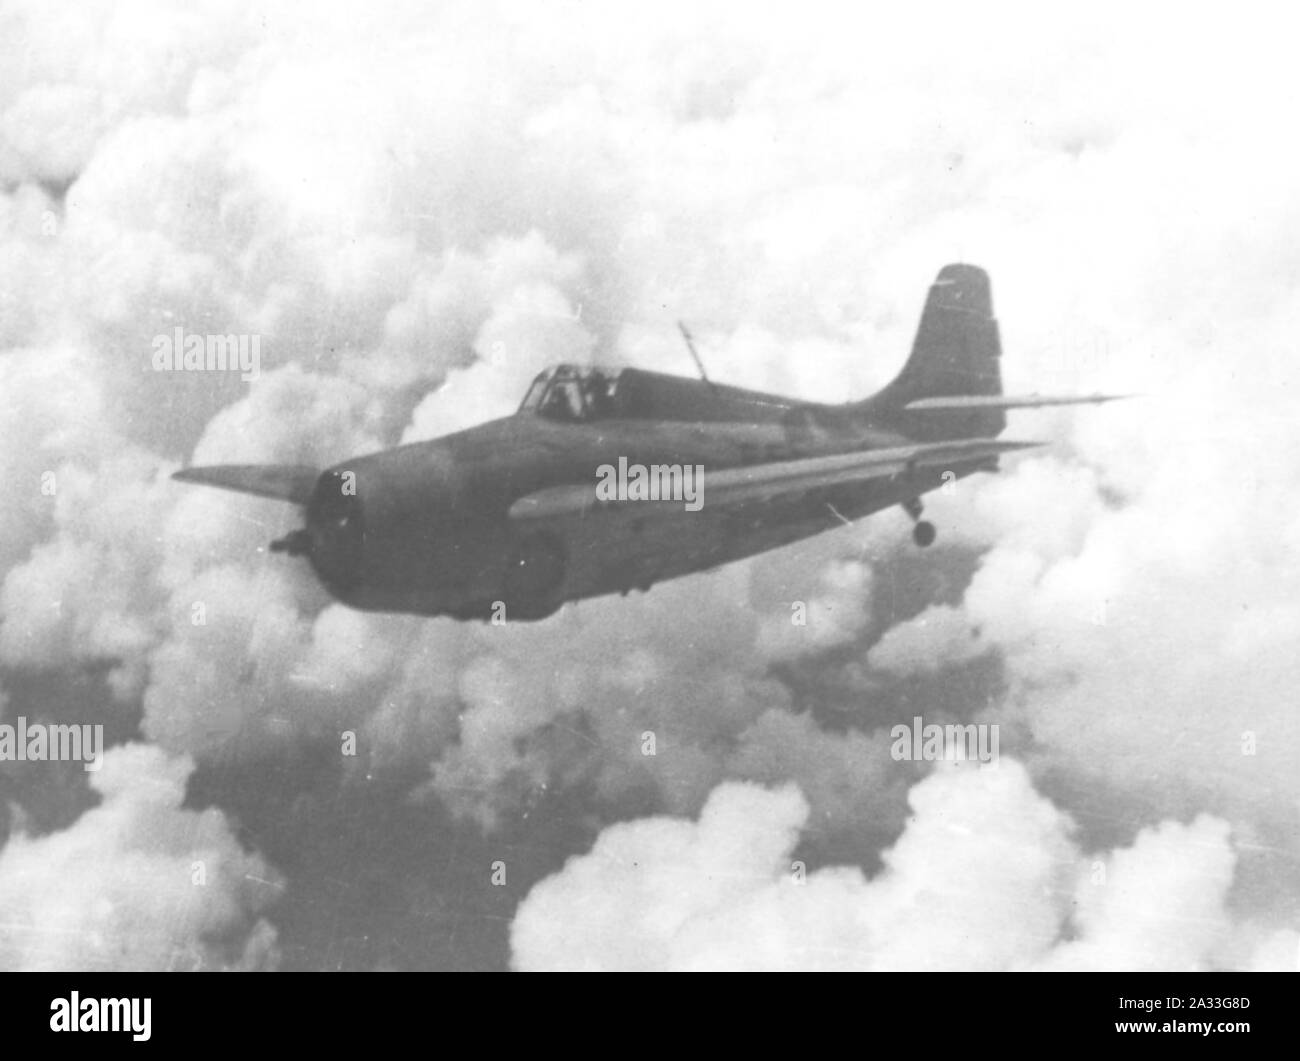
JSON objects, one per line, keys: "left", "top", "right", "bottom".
{"left": 0, "top": 0, "right": 1297, "bottom": 971}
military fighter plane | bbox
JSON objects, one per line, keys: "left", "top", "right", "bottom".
{"left": 173, "top": 264, "right": 1121, "bottom": 621}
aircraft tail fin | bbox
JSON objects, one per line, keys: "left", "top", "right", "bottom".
{"left": 868, "top": 263, "right": 1006, "bottom": 440}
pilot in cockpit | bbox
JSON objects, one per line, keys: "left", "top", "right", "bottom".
{"left": 540, "top": 378, "right": 584, "bottom": 420}
{"left": 581, "top": 371, "right": 616, "bottom": 419}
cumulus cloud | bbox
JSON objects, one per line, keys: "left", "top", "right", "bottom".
{"left": 0, "top": 742, "right": 280, "bottom": 970}
{"left": 512, "top": 764, "right": 1288, "bottom": 972}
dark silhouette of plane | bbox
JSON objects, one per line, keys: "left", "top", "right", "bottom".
{"left": 174, "top": 264, "right": 1121, "bottom": 621}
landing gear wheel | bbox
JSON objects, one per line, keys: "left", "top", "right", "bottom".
{"left": 912, "top": 520, "right": 936, "bottom": 548}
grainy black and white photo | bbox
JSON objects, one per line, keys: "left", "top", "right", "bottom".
{"left": 0, "top": 0, "right": 1296, "bottom": 996}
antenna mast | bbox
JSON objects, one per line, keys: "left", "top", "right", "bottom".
{"left": 677, "top": 322, "right": 718, "bottom": 394}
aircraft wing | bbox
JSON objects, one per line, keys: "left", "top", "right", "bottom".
{"left": 509, "top": 438, "right": 1041, "bottom": 521}
{"left": 172, "top": 464, "right": 319, "bottom": 504}
{"left": 903, "top": 393, "right": 1128, "bottom": 411}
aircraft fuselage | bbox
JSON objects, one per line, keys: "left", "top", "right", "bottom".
{"left": 304, "top": 410, "right": 958, "bottom": 621}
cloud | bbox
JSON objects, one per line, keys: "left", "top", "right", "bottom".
{"left": 512, "top": 763, "right": 1287, "bottom": 971}
{"left": 0, "top": 742, "right": 281, "bottom": 970}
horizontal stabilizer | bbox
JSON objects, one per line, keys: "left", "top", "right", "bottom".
{"left": 904, "top": 393, "right": 1129, "bottom": 412}
{"left": 172, "top": 464, "right": 319, "bottom": 505}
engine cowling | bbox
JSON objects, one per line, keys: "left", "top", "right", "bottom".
{"left": 501, "top": 532, "right": 567, "bottom": 619}
{"left": 305, "top": 469, "right": 366, "bottom": 596}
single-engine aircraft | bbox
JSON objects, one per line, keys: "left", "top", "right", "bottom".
{"left": 174, "top": 264, "right": 1122, "bottom": 621}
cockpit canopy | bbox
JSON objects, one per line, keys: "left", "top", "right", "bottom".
{"left": 518, "top": 364, "right": 621, "bottom": 422}
{"left": 518, "top": 362, "right": 803, "bottom": 425}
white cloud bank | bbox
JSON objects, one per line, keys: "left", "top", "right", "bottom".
{"left": 0, "top": 743, "right": 281, "bottom": 970}
{"left": 512, "top": 764, "right": 1297, "bottom": 972}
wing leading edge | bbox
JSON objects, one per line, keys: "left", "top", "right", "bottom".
{"left": 903, "top": 393, "right": 1129, "bottom": 412}
{"left": 509, "top": 438, "right": 1042, "bottom": 522}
